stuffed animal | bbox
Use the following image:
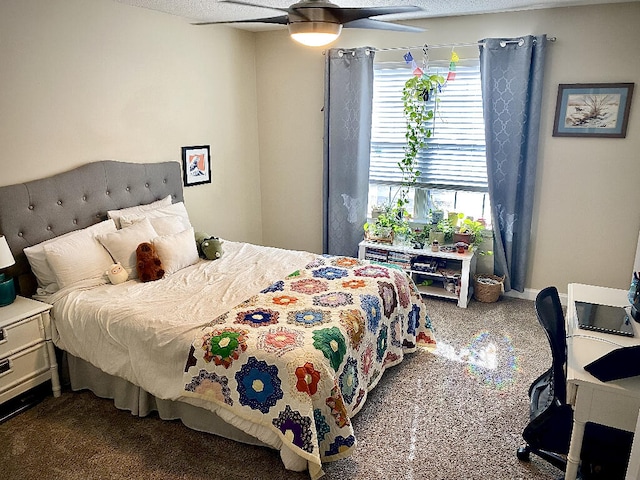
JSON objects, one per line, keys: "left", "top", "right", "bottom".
{"left": 195, "top": 231, "right": 209, "bottom": 256}
{"left": 136, "top": 242, "right": 165, "bottom": 282}
{"left": 106, "top": 262, "right": 128, "bottom": 285}
{"left": 201, "top": 237, "right": 223, "bottom": 260}
{"left": 195, "top": 232, "right": 224, "bottom": 260}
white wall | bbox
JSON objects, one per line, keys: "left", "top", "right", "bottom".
{"left": 255, "top": 3, "right": 640, "bottom": 294}
{"left": 0, "top": 0, "right": 263, "bottom": 244}
{"left": 1, "top": 1, "right": 638, "bottom": 295}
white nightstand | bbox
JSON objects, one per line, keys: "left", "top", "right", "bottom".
{"left": 0, "top": 296, "right": 61, "bottom": 404}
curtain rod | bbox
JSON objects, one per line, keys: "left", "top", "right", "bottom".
{"left": 372, "top": 36, "right": 556, "bottom": 53}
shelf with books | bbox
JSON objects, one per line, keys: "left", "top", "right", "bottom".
{"left": 358, "top": 240, "right": 477, "bottom": 308}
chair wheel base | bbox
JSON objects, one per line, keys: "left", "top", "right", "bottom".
{"left": 517, "top": 444, "right": 531, "bottom": 461}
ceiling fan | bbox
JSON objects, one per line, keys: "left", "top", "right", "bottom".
{"left": 193, "top": 0, "right": 425, "bottom": 47}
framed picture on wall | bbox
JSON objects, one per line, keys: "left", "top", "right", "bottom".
{"left": 553, "top": 83, "right": 634, "bottom": 138}
{"left": 182, "top": 145, "right": 211, "bottom": 186}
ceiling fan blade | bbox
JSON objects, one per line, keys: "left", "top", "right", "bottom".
{"left": 343, "top": 18, "right": 424, "bottom": 33}
{"left": 193, "top": 15, "right": 289, "bottom": 26}
{"left": 329, "top": 5, "right": 422, "bottom": 24}
{"left": 219, "top": 0, "right": 291, "bottom": 14}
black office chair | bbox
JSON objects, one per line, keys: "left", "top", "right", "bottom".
{"left": 517, "top": 286, "right": 573, "bottom": 471}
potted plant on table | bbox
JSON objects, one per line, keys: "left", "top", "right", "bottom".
{"left": 364, "top": 204, "right": 403, "bottom": 243}
{"left": 410, "top": 225, "right": 432, "bottom": 249}
{"left": 455, "top": 217, "right": 492, "bottom": 255}
{"left": 435, "top": 218, "right": 455, "bottom": 244}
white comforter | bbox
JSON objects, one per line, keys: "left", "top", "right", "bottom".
{"left": 46, "top": 241, "right": 318, "bottom": 400}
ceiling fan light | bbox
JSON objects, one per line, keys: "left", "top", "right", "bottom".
{"left": 288, "top": 22, "right": 342, "bottom": 47}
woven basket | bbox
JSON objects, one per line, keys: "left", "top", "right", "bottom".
{"left": 473, "top": 274, "right": 505, "bottom": 303}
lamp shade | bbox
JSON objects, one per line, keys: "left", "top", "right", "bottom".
{"left": 289, "top": 22, "right": 342, "bottom": 47}
{"left": 0, "top": 236, "right": 16, "bottom": 306}
{"left": 0, "top": 236, "right": 15, "bottom": 270}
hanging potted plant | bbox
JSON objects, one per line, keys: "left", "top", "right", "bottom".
{"left": 396, "top": 73, "right": 445, "bottom": 210}
{"left": 364, "top": 72, "right": 444, "bottom": 245}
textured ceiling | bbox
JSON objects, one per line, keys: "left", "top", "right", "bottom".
{"left": 112, "top": 0, "right": 636, "bottom": 30}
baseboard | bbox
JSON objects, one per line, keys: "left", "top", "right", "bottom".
{"left": 503, "top": 288, "right": 569, "bottom": 306}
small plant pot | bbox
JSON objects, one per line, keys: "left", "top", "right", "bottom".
{"left": 453, "top": 232, "right": 473, "bottom": 245}
{"left": 371, "top": 208, "right": 384, "bottom": 220}
{"left": 431, "top": 211, "right": 444, "bottom": 224}
{"left": 429, "top": 231, "right": 445, "bottom": 245}
{"left": 455, "top": 242, "right": 468, "bottom": 254}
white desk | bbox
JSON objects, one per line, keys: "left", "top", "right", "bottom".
{"left": 565, "top": 283, "right": 640, "bottom": 480}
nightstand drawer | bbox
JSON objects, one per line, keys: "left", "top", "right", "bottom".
{"left": 0, "top": 343, "right": 50, "bottom": 397}
{"left": 0, "top": 313, "right": 45, "bottom": 358}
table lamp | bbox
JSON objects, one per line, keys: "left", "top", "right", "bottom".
{"left": 0, "top": 235, "right": 16, "bottom": 307}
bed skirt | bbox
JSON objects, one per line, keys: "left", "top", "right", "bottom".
{"left": 64, "top": 353, "right": 309, "bottom": 473}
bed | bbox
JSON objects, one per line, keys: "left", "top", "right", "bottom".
{"left": 0, "top": 160, "right": 436, "bottom": 479}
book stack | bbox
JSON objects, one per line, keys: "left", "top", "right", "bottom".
{"left": 387, "top": 251, "right": 412, "bottom": 270}
{"left": 364, "top": 248, "right": 389, "bottom": 263}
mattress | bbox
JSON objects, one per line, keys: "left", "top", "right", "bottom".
{"left": 45, "top": 241, "right": 318, "bottom": 400}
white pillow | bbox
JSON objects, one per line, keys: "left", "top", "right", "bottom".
{"left": 107, "top": 195, "right": 172, "bottom": 229}
{"left": 119, "top": 214, "right": 186, "bottom": 236}
{"left": 96, "top": 218, "right": 158, "bottom": 278}
{"left": 152, "top": 228, "right": 199, "bottom": 276}
{"left": 43, "top": 229, "right": 116, "bottom": 289}
{"left": 24, "top": 220, "right": 117, "bottom": 294}
{"left": 118, "top": 202, "right": 191, "bottom": 231}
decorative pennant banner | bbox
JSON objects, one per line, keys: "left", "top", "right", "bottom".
{"left": 403, "top": 51, "right": 423, "bottom": 77}
{"left": 446, "top": 50, "right": 459, "bottom": 83}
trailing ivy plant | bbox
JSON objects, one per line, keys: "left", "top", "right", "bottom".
{"left": 397, "top": 73, "right": 445, "bottom": 214}
{"left": 364, "top": 72, "right": 445, "bottom": 242}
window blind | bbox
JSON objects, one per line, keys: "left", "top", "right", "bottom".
{"left": 370, "top": 59, "right": 488, "bottom": 192}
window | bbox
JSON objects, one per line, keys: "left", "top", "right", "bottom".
{"left": 368, "top": 57, "right": 490, "bottom": 225}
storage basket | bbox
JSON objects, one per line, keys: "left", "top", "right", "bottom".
{"left": 473, "top": 274, "right": 505, "bottom": 303}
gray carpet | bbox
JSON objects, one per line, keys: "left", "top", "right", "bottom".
{"left": 0, "top": 296, "right": 563, "bottom": 479}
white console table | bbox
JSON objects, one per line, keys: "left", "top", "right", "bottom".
{"left": 358, "top": 240, "right": 477, "bottom": 308}
{"left": 565, "top": 283, "right": 640, "bottom": 480}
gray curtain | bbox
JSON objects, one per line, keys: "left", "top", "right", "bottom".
{"left": 479, "top": 35, "right": 547, "bottom": 292}
{"left": 323, "top": 47, "right": 375, "bottom": 257}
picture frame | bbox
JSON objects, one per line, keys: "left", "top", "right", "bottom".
{"left": 182, "top": 145, "right": 211, "bottom": 187}
{"left": 553, "top": 83, "right": 634, "bottom": 138}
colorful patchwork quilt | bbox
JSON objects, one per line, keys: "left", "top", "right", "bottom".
{"left": 183, "top": 256, "right": 436, "bottom": 478}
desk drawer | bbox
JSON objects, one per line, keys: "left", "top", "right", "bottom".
{"left": 0, "top": 314, "right": 45, "bottom": 358}
{"left": 0, "top": 343, "right": 50, "bottom": 396}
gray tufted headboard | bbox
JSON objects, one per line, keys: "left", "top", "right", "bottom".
{"left": 0, "top": 160, "right": 184, "bottom": 296}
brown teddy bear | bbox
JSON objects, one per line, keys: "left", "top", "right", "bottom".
{"left": 136, "top": 242, "right": 165, "bottom": 282}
